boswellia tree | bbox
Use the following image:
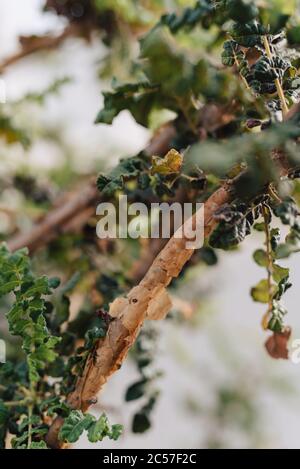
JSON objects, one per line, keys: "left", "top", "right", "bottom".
{"left": 1, "top": 0, "right": 300, "bottom": 449}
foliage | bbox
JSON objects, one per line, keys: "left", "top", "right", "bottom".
{"left": 1, "top": 0, "right": 300, "bottom": 450}
{"left": 0, "top": 246, "right": 121, "bottom": 448}
{"left": 59, "top": 410, "right": 122, "bottom": 444}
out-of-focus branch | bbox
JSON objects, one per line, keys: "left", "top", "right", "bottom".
{"left": 8, "top": 99, "right": 300, "bottom": 255}
{"left": 286, "top": 101, "right": 300, "bottom": 121}
{"left": 0, "top": 24, "right": 78, "bottom": 74}
{"left": 7, "top": 181, "right": 99, "bottom": 253}
{"left": 8, "top": 122, "right": 176, "bottom": 254}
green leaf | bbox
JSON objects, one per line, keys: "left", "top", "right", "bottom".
{"left": 48, "top": 277, "right": 61, "bottom": 289}
{"left": 132, "top": 412, "right": 151, "bottom": 434}
{"left": 209, "top": 204, "right": 252, "bottom": 250}
{"left": 160, "top": 0, "right": 218, "bottom": 34}
{"left": 29, "top": 441, "right": 48, "bottom": 449}
{"left": 199, "top": 247, "right": 218, "bottom": 266}
{"left": 125, "top": 379, "right": 148, "bottom": 402}
{"left": 230, "top": 20, "right": 266, "bottom": 47}
{"left": 0, "top": 115, "right": 31, "bottom": 148}
{"left": 273, "top": 198, "right": 299, "bottom": 226}
{"left": 251, "top": 279, "right": 275, "bottom": 303}
{"left": 287, "top": 25, "right": 300, "bottom": 45}
{"left": 222, "top": 40, "right": 241, "bottom": 67}
{"left": 140, "top": 27, "right": 197, "bottom": 98}
{"left": 226, "top": 0, "right": 259, "bottom": 23}
{"left": 274, "top": 276, "right": 292, "bottom": 301}
{"left": 110, "top": 424, "right": 123, "bottom": 441}
{"left": 59, "top": 410, "right": 95, "bottom": 444}
{"left": 54, "top": 295, "right": 70, "bottom": 327}
{"left": 59, "top": 410, "right": 123, "bottom": 444}
{"left": 253, "top": 222, "right": 265, "bottom": 231}
{"left": 0, "top": 246, "right": 62, "bottom": 385}
{"left": 272, "top": 264, "right": 289, "bottom": 284}
{"left": 87, "top": 414, "right": 122, "bottom": 443}
{"left": 270, "top": 228, "right": 281, "bottom": 251}
{"left": 253, "top": 249, "right": 268, "bottom": 267}
{"left": 97, "top": 156, "right": 146, "bottom": 197}
{"left": 87, "top": 414, "right": 110, "bottom": 443}
{"left": 39, "top": 397, "right": 70, "bottom": 418}
{"left": 95, "top": 81, "right": 158, "bottom": 127}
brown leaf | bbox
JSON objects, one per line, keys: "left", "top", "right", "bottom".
{"left": 265, "top": 327, "right": 291, "bottom": 359}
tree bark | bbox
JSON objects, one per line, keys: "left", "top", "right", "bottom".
{"left": 46, "top": 181, "right": 233, "bottom": 448}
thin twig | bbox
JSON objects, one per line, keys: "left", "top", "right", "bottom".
{"left": 263, "top": 36, "right": 289, "bottom": 118}
{"left": 262, "top": 204, "right": 274, "bottom": 330}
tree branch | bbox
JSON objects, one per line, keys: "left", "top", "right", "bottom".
{"left": 46, "top": 181, "right": 234, "bottom": 448}
{"left": 7, "top": 180, "right": 99, "bottom": 253}
{"left": 8, "top": 122, "right": 176, "bottom": 254}
{"left": 0, "top": 25, "right": 78, "bottom": 74}
{"left": 45, "top": 102, "right": 300, "bottom": 448}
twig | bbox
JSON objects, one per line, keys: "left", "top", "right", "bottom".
{"left": 0, "top": 25, "right": 76, "bottom": 74}
{"left": 262, "top": 204, "right": 274, "bottom": 329}
{"left": 228, "top": 35, "right": 251, "bottom": 92}
{"left": 4, "top": 399, "right": 31, "bottom": 407}
{"left": 263, "top": 36, "right": 289, "bottom": 118}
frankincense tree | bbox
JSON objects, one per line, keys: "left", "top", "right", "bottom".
{"left": 1, "top": 0, "right": 300, "bottom": 449}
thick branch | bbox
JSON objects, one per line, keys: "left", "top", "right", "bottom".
{"left": 8, "top": 181, "right": 99, "bottom": 253}
{"left": 46, "top": 181, "right": 233, "bottom": 448}
{"left": 46, "top": 103, "right": 300, "bottom": 448}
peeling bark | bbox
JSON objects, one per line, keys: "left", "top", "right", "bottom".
{"left": 46, "top": 182, "right": 233, "bottom": 448}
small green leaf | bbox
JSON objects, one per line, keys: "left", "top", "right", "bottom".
{"left": 29, "top": 441, "right": 48, "bottom": 449}
{"left": 125, "top": 379, "right": 148, "bottom": 402}
{"left": 110, "top": 424, "right": 123, "bottom": 441}
{"left": 132, "top": 412, "right": 151, "bottom": 434}
{"left": 231, "top": 20, "right": 266, "bottom": 47}
{"left": 274, "top": 198, "right": 299, "bottom": 226}
{"left": 251, "top": 279, "right": 275, "bottom": 303}
{"left": 87, "top": 414, "right": 110, "bottom": 443}
{"left": 253, "top": 222, "right": 265, "bottom": 232}
{"left": 253, "top": 249, "right": 268, "bottom": 267}
{"left": 273, "top": 264, "right": 289, "bottom": 284}
{"left": 226, "top": 0, "right": 259, "bottom": 23}
{"left": 59, "top": 410, "right": 95, "bottom": 444}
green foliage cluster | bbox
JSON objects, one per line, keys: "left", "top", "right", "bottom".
{"left": 0, "top": 246, "right": 122, "bottom": 448}
{"left": 59, "top": 410, "right": 122, "bottom": 444}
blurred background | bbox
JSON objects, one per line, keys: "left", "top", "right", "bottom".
{"left": 1, "top": 0, "right": 300, "bottom": 449}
